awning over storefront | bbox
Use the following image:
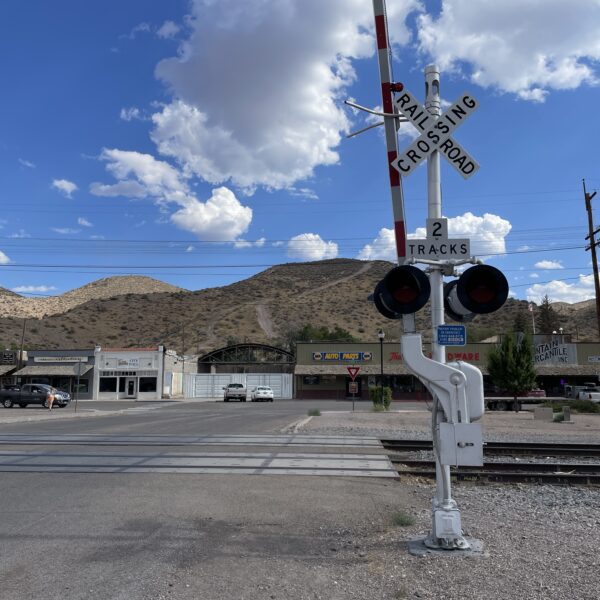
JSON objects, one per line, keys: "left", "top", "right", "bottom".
{"left": 535, "top": 365, "right": 600, "bottom": 377}
{"left": 294, "top": 365, "right": 414, "bottom": 376}
{"left": 14, "top": 365, "right": 93, "bottom": 377}
{"left": 0, "top": 365, "right": 17, "bottom": 376}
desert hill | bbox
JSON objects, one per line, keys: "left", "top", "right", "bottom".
{"left": 0, "top": 276, "right": 183, "bottom": 319}
{"left": 0, "top": 260, "right": 596, "bottom": 354}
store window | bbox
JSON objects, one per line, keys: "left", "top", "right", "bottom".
{"left": 139, "top": 377, "right": 157, "bottom": 392}
{"left": 99, "top": 377, "right": 117, "bottom": 392}
{"left": 119, "top": 378, "right": 126, "bottom": 393}
{"left": 74, "top": 379, "right": 89, "bottom": 394}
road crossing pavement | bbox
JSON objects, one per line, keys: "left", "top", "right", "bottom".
{"left": 0, "top": 434, "right": 398, "bottom": 478}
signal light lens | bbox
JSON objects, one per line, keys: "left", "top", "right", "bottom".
{"left": 373, "top": 265, "right": 430, "bottom": 318}
{"left": 456, "top": 264, "right": 509, "bottom": 315}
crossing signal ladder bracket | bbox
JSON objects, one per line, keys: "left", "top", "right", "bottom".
{"left": 401, "top": 333, "right": 484, "bottom": 467}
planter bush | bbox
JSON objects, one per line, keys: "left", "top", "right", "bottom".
{"left": 369, "top": 386, "right": 392, "bottom": 411}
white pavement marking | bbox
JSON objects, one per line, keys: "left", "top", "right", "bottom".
{"left": 0, "top": 450, "right": 397, "bottom": 478}
{"left": 0, "top": 434, "right": 384, "bottom": 447}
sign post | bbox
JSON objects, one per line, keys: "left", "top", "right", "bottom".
{"left": 75, "top": 360, "right": 83, "bottom": 413}
{"left": 347, "top": 366, "right": 360, "bottom": 412}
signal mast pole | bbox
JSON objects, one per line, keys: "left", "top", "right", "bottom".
{"left": 372, "top": 2, "right": 408, "bottom": 269}
{"left": 423, "top": 65, "right": 458, "bottom": 547}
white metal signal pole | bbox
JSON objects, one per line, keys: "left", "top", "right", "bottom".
{"left": 424, "top": 65, "right": 458, "bottom": 545}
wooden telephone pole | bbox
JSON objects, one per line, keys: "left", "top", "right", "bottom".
{"left": 583, "top": 179, "right": 600, "bottom": 339}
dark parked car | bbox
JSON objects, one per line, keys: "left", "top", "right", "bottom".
{"left": 0, "top": 384, "right": 70, "bottom": 408}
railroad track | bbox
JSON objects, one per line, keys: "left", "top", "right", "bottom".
{"left": 381, "top": 439, "right": 600, "bottom": 457}
{"left": 390, "top": 458, "right": 600, "bottom": 485}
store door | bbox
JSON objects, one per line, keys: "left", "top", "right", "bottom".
{"left": 125, "top": 377, "right": 137, "bottom": 399}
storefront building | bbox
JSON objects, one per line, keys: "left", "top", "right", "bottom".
{"left": 0, "top": 350, "right": 19, "bottom": 387}
{"left": 94, "top": 346, "right": 166, "bottom": 400}
{"left": 13, "top": 349, "right": 95, "bottom": 399}
{"left": 294, "top": 339, "right": 600, "bottom": 400}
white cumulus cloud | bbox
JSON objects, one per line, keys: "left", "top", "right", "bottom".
{"left": 0, "top": 251, "right": 11, "bottom": 264}
{"left": 52, "top": 179, "right": 78, "bottom": 198}
{"left": 91, "top": 149, "right": 253, "bottom": 241}
{"left": 78, "top": 217, "right": 93, "bottom": 227}
{"left": 157, "top": 20, "right": 181, "bottom": 39}
{"left": 527, "top": 274, "right": 595, "bottom": 304}
{"left": 150, "top": 0, "right": 419, "bottom": 192}
{"left": 534, "top": 260, "right": 563, "bottom": 269}
{"left": 357, "top": 227, "right": 397, "bottom": 261}
{"left": 11, "top": 285, "right": 57, "bottom": 293}
{"left": 171, "top": 187, "right": 252, "bottom": 241}
{"left": 417, "top": 0, "right": 600, "bottom": 101}
{"left": 52, "top": 228, "right": 80, "bottom": 235}
{"left": 120, "top": 107, "right": 142, "bottom": 121}
{"left": 287, "top": 233, "right": 338, "bottom": 261}
{"left": 234, "top": 237, "right": 266, "bottom": 249}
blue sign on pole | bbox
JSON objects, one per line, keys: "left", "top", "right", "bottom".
{"left": 437, "top": 325, "right": 466, "bottom": 346}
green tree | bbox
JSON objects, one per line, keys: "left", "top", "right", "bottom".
{"left": 279, "top": 324, "right": 357, "bottom": 353}
{"left": 536, "top": 295, "right": 560, "bottom": 333}
{"left": 487, "top": 332, "right": 537, "bottom": 404}
{"left": 512, "top": 309, "right": 528, "bottom": 334}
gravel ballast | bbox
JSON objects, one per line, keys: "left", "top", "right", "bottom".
{"left": 284, "top": 409, "right": 600, "bottom": 599}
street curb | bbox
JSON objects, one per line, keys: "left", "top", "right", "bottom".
{"left": 0, "top": 403, "right": 172, "bottom": 425}
{"left": 281, "top": 415, "right": 313, "bottom": 434}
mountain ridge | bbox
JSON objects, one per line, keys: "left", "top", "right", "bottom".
{"left": 0, "top": 260, "right": 596, "bottom": 352}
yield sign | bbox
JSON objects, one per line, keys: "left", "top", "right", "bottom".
{"left": 392, "top": 89, "right": 480, "bottom": 179}
{"left": 347, "top": 366, "right": 360, "bottom": 381}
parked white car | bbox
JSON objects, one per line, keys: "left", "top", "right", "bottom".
{"left": 576, "top": 390, "right": 600, "bottom": 403}
{"left": 251, "top": 386, "right": 274, "bottom": 402}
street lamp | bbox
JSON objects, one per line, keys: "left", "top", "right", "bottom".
{"left": 378, "top": 329, "right": 385, "bottom": 407}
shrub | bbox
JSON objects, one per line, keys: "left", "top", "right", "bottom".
{"left": 553, "top": 412, "right": 565, "bottom": 422}
{"left": 369, "top": 386, "right": 392, "bottom": 410}
{"left": 307, "top": 409, "right": 321, "bottom": 417}
{"left": 543, "top": 400, "right": 600, "bottom": 414}
{"left": 391, "top": 511, "right": 416, "bottom": 527}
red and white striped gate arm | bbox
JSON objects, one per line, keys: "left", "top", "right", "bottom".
{"left": 372, "top": 0, "right": 406, "bottom": 265}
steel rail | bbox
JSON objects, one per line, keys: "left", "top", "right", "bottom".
{"left": 381, "top": 439, "right": 600, "bottom": 457}
{"left": 391, "top": 459, "right": 600, "bottom": 485}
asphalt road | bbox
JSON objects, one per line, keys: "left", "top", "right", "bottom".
{"left": 0, "top": 401, "right": 420, "bottom": 600}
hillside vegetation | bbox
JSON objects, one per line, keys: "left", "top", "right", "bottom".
{"left": 0, "top": 260, "right": 595, "bottom": 354}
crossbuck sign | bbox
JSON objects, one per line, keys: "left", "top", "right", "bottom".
{"left": 392, "top": 89, "right": 479, "bottom": 179}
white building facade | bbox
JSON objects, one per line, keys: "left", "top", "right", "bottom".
{"left": 93, "top": 346, "right": 165, "bottom": 401}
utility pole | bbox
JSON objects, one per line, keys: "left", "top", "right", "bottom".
{"left": 181, "top": 324, "right": 186, "bottom": 397}
{"left": 583, "top": 179, "right": 600, "bottom": 339}
{"left": 18, "top": 318, "right": 27, "bottom": 377}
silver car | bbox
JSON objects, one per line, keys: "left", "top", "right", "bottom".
{"left": 250, "top": 386, "right": 274, "bottom": 402}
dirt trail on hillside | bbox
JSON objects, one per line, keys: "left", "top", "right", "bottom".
{"left": 294, "top": 261, "right": 373, "bottom": 298}
{"left": 256, "top": 304, "right": 275, "bottom": 338}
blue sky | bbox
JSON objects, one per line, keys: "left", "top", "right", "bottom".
{"left": 1, "top": 0, "right": 599, "bottom": 304}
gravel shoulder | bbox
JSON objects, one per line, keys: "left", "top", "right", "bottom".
{"left": 285, "top": 409, "right": 600, "bottom": 600}
{"left": 294, "top": 409, "right": 600, "bottom": 443}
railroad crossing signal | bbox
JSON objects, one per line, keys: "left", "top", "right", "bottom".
{"left": 373, "top": 263, "right": 508, "bottom": 322}
{"left": 392, "top": 88, "right": 479, "bottom": 179}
